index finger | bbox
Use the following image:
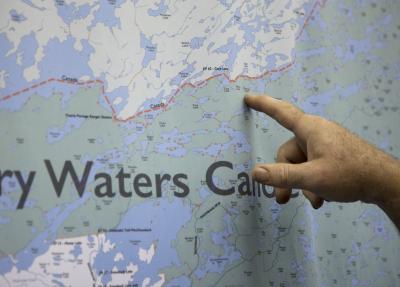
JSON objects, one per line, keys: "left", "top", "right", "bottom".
{"left": 245, "top": 94, "right": 305, "bottom": 135}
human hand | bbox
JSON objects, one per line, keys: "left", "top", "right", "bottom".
{"left": 245, "top": 94, "right": 400, "bottom": 216}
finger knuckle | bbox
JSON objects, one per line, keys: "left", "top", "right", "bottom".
{"left": 310, "top": 164, "right": 330, "bottom": 189}
{"left": 288, "top": 108, "right": 304, "bottom": 131}
{"left": 279, "top": 165, "right": 290, "bottom": 186}
{"left": 276, "top": 145, "right": 286, "bottom": 162}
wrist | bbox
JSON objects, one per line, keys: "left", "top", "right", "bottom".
{"left": 368, "top": 157, "right": 400, "bottom": 230}
{"left": 362, "top": 154, "right": 400, "bottom": 206}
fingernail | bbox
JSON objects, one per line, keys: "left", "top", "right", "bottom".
{"left": 312, "top": 199, "right": 324, "bottom": 209}
{"left": 253, "top": 167, "right": 270, "bottom": 183}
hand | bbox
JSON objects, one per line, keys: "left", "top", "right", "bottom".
{"left": 245, "top": 94, "right": 400, "bottom": 229}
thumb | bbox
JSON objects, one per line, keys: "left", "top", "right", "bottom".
{"left": 252, "top": 162, "right": 315, "bottom": 189}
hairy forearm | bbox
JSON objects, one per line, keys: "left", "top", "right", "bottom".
{"left": 245, "top": 94, "right": 400, "bottom": 231}
{"left": 372, "top": 157, "right": 400, "bottom": 230}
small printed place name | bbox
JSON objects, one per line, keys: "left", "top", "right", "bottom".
{"left": 98, "top": 269, "right": 137, "bottom": 277}
{"left": 97, "top": 228, "right": 152, "bottom": 233}
{"left": 61, "top": 75, "right": 78, "bottom": 83}
{"left": 202, "top": 66, "right": 229, "bottom": 71}
{"left": 150, "top": 102, "right": 165, "bottom": 109}
{"left": 65, "top": 113, "right": 112, "bottom": 120}
{"left": 52, "top": 240, "right": 82, "bottom": 246}
{"left": 160, "top": 13, "right": 171, "bottom": 19}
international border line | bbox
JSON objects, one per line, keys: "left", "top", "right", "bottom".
{"left": 0, "top": 0, "right": 326, "bottom": 123}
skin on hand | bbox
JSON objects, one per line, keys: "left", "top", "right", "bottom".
{"left": 245, "top": 94, "right": 400, "bottom": 229}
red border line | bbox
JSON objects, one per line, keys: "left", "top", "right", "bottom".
{"left": 0, "top": 0, "right": 326, "bottom": 122}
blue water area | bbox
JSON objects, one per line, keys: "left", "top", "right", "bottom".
{"left": 0, "top": 216, "right": 10, "bottom": 224}
{"left": 166, "top": 276, "right": 191, "bottom": 287}
{"left": 0, "top": 33, "right": 32, "bottom": 99}
{"left": 297, "top": 47, "right": 326, "bottom": 58}
{"left": 47, "top": 117, "right": 86, "bottom": 144}
{"left": 190, "top": 37, "right": 205, "bottom": 50}
{"left": 214, "top": 37, "right": 241, "bottom": 72}
{"left": 56, "top": 2, "right": 92, "bottom": 25}
{"left": 239, "top": 19, "right": 259, "bottom": 44}
{"left": 101, "top": 85, "right": 129, "bottom": 115}
{"left": 155, "top": 129, "right": 192, "bottom": 158}
{"left": 336, "top": 38, "right": 372, "bottom": 61}
{"left": 340, "top": 82, "right": 361, "bottom": 99}
{"left": 265, "top": 53, "right": 289, "bottom": 71}
{"left": 207, "top": 42, "right": 215, "bottom": 51}
{"left": 16, "top": 32, "right": 38, "bottom": 68}
{"left": 90, "top": 0, "right": 124, "bottom": 29}
{"left": 0, "top": 173, "right": 19, "bottom": 197}
{"left": 0, "top": 192, "right": 92, "bottom": 274}
{"left": 147, "top": 0, "right": 168, "bottom": 17}
{"left": 92, "top": 198, "right": 192, "bottom": 286}
{"left": 299, "top": 87, "right": 336, "bottom": 116}
{"left": 37, "top": 36, "right": 94, "bottom": 80}
{"left": 0, "top": 34, "right": 98, "bottom": 111}
{"left": 218, "top": 0, "right": 233, "bottom": 9}
{"left": 140, "top": 33, "right": 157, "bottom": 68}
{"left": 218, "top": 124, "right": 251, "bottom": 154}
{"left": 0, "top": 171, "right": 37, "bottom": 210}
{"left": 9, "top": 9, "right": 27, "bottom": 22}
{"left": 155, "top": 142, "right": 187, "bottom": 157}
{"left": 123, "top": 123, "right": 146, "bottom": 146}
{"left": 198, "top": 186, "right": 211, "bottom": 200}
{"left": 195, "top": 214, "right": 241, "bottom": 279}
{"left": 70, "top": 243, "right": 82, "bottom": 259}
{"left": 45, "top": 206, "right": 62, "bottom": 225}
{"left": 169, "top": 63, "right": 195, "bottom": 86}
{"left": 21, "top": 0, "right": 45, "bottom": 11}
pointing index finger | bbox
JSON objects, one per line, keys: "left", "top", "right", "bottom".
{"left": 245, "top": 94, "right": 305, "bottom": 135}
